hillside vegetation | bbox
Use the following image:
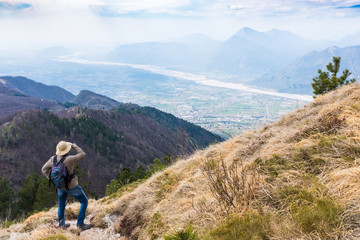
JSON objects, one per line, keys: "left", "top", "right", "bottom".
{"left": 2, "top": 83, "right": 360, "bottom": 239}
{"left": 0, "top": 106, "right": 221, "bottom": 196}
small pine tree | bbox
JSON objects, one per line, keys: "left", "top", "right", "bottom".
{"left": 15, "top": 172, "right": 42, "bottom": 217}
{"left": 312, "top": 56, "right": 356, "bottom": 97}
{"left": 0, "top": 177, "right": 15, "bottom": 221}
{"left": 117, "top": 168, "right": 132, "bottom": 185}
{"left": 133, "top": 165, "right": 146, "bottom": 181}
{"left": 146, "top": 158, "right": 166, "bottom": 177}
{"left": 163, "top": 154, "right": 172, "bottom": 166}
{"left": 33, "top": 178, "right": 57, "bottom": 211}
{"left": 106, "top": 179, "right": 122, "bottom": 196}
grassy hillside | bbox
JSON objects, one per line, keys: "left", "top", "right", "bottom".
{"left": 2, "top": 83, "right": 360, "bottom": 239}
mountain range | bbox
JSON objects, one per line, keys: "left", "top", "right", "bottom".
{"left": 107, "top": 27, "right": 360, "bottom": 93}
{"left": 0, "top": 76, "right": 222, "bottom": 195}
{"left": 1, "top": 27, "right": 359, "bottom": 98}
{"left": 107, "top": 28, "right": 313, "bottom": 79}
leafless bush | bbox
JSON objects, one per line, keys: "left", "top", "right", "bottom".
{"left": 201, "top": 153, "right": 260, "bottom": 216}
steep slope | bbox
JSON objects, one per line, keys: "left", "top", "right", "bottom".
{"left": 0, "top": 76, "right": 75, "bottom": 103}
{"left": 251, "top": 45, "right": 360, "bottom": 94}
{"left": 4, "top": 83, "right": 360, "bottom": 239}
{"left": 0, "top": 106, "right": 221, "bottom": 196}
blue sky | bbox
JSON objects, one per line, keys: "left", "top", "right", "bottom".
{"left": 1, "top": 0, "right": 360, "bottom": 50}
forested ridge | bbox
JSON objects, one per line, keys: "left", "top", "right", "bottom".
{"left": 0, "top": 106, "right": 221, "bottom": 197}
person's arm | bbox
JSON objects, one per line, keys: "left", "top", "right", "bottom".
{"left": 41, "top": 158, "right": 53, "bottom": 179}
{"left": 67, "top": 143, "right": 86, "bottom": 165}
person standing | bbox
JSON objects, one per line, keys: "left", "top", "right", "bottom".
{"left": 42, "top": 141, "right": 92, "bottom": 231}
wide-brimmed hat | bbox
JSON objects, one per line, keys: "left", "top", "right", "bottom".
{"left": 56, "top": 141, "right": 71, "bottom": 156}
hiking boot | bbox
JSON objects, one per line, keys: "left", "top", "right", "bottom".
{"left": 58, "top": 223, "right": 70, "bottom": 229}
{"left": 78, "top": 223, "right": 93, "bottom": 231}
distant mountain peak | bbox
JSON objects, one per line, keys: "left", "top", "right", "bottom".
{"left": 234, "top": 27, "right": 259, "bottom": 37}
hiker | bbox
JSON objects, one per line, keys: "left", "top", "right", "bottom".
{"left": 41, "top": 141, "right": 92, "bottom": 231}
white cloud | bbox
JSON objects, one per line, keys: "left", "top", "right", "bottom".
{"left": 108, "top": 0, "right": 191, "bottom": 12}
{"left": 0, "top": 0, "right": 360, "bottom": 51}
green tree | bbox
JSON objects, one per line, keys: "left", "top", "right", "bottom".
{"left": 133, "top": 165, "right": 146, "bottom": 180}
{"left": 146, "top": 158, "right": 166, "bottom": 178}
{"left": 118, "top": 168, "right": 132, "bottom": 185}
{"left": 106, "top": 166, "right": 147, "bottom": 196}
{"left": 0, "top": 177, "right": 15, "bottom": 221}
{"left": 106, "top": 179, "right": 122, "bottom": 196}
{"left": 312, "top": 56, "right": 356, "bottom": 96}
{"left": 163, "top": 154, "right": 172, "bottom": 166}
{"left": 15, "top": 172, "right": 41, "bottom": 217}
{"left": 33, "top": 178, "right": 57, "bottom": 212}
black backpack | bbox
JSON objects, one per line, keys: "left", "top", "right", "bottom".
{"left": 49, "top": 155, "right": 75, "bottom": 190}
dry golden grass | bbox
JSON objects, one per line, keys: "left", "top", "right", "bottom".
{"left": 327, "top": 166, "right": 360, "bottom": 225}
{"left": 3, "top": 83, "right": 360, "bottom": 239}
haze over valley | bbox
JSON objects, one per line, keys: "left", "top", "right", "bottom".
{"left": 1, "top": 26, "right": 360, "bottom": 136}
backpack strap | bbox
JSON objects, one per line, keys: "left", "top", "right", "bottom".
{"left": 59, "top": 155, "right": 67, "bottom": 163}
{"left": 58, "top": 155, "right": 75, "bottom": 190}
{"left": 49, "top": 155, "right": 57, "bottom": 188}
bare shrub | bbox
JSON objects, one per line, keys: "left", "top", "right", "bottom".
{"left": 201, "top": 153, "right": 260, "bottom": 216}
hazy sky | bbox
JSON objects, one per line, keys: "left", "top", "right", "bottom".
{"left": 1, "top": 0, "right": 360, "bottom": 50}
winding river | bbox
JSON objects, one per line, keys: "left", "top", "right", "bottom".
{"left": 55, "top": 56, "right": 313, "bottom": 102}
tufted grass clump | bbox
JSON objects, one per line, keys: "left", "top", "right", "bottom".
{"left": 164, "top": 225, "right": 200, "bottom": 240}
{"left": 207, "top": 211, "right": 273, "bottom": 240}
{"left": 254, "top": 154, "right": 290, "bottom": 179}
{"left": 154, "top": 171, "right": 179, "bottom": 200}
{"left": 271, "top": 185, "right": 343, "bottom": 238}
{"left": 39, "top": 234, "right": 68, "bottom": 240}
{"left": 291, "top": 197, "right": 342, "bottom": 237}
{"left": 0, "top": 219, "right": 16, "bottom": 228}
{"left": 147, "top": 212, "right": 166, "bottom": 240}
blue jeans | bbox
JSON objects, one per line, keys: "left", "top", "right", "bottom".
{"left": 57, "top": 185, "right": 88, "bottom": 226}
